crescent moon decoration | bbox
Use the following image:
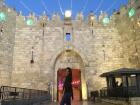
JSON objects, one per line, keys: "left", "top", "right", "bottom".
{"left": 0, "top": 12, "right": 6, "bottom": 22}
{"left": 26, "top": 19, "right": 34, "bottom": 26}
{"left": 103, "top": 17, "right": 110, "bottom": 25}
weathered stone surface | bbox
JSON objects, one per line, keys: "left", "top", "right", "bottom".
{"left": 0, "top": 0, "right": 140, "bottom": 101}
{"left": 0, "top": 3, "right": 16, "bottom": 86}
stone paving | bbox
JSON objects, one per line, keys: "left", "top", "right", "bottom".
{"left": 40, "top": 101, "right": 114, "bottom": 105}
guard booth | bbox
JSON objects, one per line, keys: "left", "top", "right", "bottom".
{"left": 100, "top": 68, "right": 140, "bottom": 98}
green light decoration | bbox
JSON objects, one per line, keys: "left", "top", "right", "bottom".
{"left": 134, "top": 0, "right": 138, "bottom": 3}
{"left": 0, "top": 12, "right": 6, "bottom": 22}
{"left": 26, "top": 19, "right": 34, "bottom": 26}
{"left": 128, "top": 8, "right": 135, "bottom": 18}
{"left": 102, "top": 17, "right": 110, "bottom": 25}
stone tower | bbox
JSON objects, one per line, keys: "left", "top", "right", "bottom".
{"left": 0, "top": 0, "right": 16, "bottom": 85}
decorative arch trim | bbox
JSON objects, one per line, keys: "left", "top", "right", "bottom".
{"left": 50, "top": 48, "right": 89, "bottom": 69}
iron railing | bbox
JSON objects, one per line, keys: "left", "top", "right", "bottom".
{"left": 100, "top": 86, "right": 140, "bottom": 98}
{"left": 0, "top": 86, "right": 51, "bottom": 105}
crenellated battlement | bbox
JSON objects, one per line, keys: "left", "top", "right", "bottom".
{"left": 1, "top": 0, "right": 138, "bottom": 29}
{"left": 15, "top": 11, "right": 113, "bottom": 28}
{"left": 14, "top": 5, "right": 139, "bottom": 28}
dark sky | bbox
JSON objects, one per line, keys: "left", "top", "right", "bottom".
{"left": 4, "top": 0, "right": 128, "bottom": 18}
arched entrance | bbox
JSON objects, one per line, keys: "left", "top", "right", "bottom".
{"left": 51, "top": 49, "right": 88, "bottom": 101}
{"left": 57, "top": 68, "right": 81, "bottom": 101}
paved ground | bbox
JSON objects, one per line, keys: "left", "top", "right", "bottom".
{"left": 40, "top": 101, "right": 114, "bottom": 105}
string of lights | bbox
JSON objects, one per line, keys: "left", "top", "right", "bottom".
{"left": 105, "top": 0, "right": 119, "bottom": 12}
{"left": 81, "top": 0, "right": 89, "bottom": 13}
{"left": 71, "top": 0, "right": 73, "bottom": 11}
{"left": 19, "top": 1, "right": 31, "bottom": 13}
{"left": 18, "top": 0, "right": 40, "bottom": 16}
{"left": 94, "top": 0, "right": 104, "bottom": 14}
{"left": 41, "top": 0, "right": 51, "bottom": 15}
{"left": 3, "top": 0, "right": 135, "bottom": 19}
{"left": 57, "top": 0, "right": 64, "bottom": 15}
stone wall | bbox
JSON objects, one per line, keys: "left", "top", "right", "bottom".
{"left": 0, "top": 0, "right": 140, "bottom": 100}
{"left": 0, "top": 5, "right": 16, "bottom": 86}
{"left": 10, "top": 12, "right": 124, "bottom": 93}
{"left": 115, "top": 6, "right": 140, "bottom": 69}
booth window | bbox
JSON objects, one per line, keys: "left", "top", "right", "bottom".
{"left": 128, "top": 75, "right": 136, "bottom": 86}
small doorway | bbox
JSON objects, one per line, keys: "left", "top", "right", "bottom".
{"left": 57, "top": 68, "right": 81, "bottom": 102}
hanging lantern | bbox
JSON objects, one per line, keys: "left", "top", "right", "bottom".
{"left": 0, "top": 12, "right": 6, "bottom": 22}
{"left": 128, "top": 8, "right": 135, "bottom": 18}
{"left": 26, "top": 19, "right": 34, "bottom": 26}
{"left": 102, "top": 17, "right": 110, "bottom": 25}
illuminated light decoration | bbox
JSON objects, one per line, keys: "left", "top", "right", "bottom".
{"left": 90, "top": 16, "right": 94, "bottom": 20}
{"left": 82, "top": 81, "right": 87, "bottom": 100}
{"left": 103, "top": 17, "right": 110, "bottom": 25}
{"left": 128, "top": 8, "right": 135, "bottom": 18}
{"left": 130, "top": 74, "right": 136, "bottom": 77}
{"left": 58, "top": 80, "right": 63, "bottom": 90}
{"left": 65, "top": 33, "right": 71, "bottom": 41}
{"left": 59, "top": 80, "right": 80, "bottom": 89}
{"left": 26, "top": 19, "right": 34, "bottom": 26}
{"left": 0, "top": 12, "right": 6, "bottom": 22}
{"left": 72, "top": 80, "right": 80, "bottom": 85}
{"left": 65, "top": 10, "right": 72, "bottom": 18}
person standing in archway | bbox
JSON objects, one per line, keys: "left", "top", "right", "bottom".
{"left": 60, "top": 67, "right": 73, "bottom": 105}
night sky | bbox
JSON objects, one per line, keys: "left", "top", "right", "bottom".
{"left": 4, "top": 0, "right": 128, "bottom": 18}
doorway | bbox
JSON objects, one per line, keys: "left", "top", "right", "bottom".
{"left": 57, "top": 68, "right": 81, "bottom": 102}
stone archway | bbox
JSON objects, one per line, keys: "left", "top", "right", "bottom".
{"left": 50, "top": 48, "right": 88, "bottom": 101}
{"left": 50, "top": 48, "right": 89, "bottom": 68}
